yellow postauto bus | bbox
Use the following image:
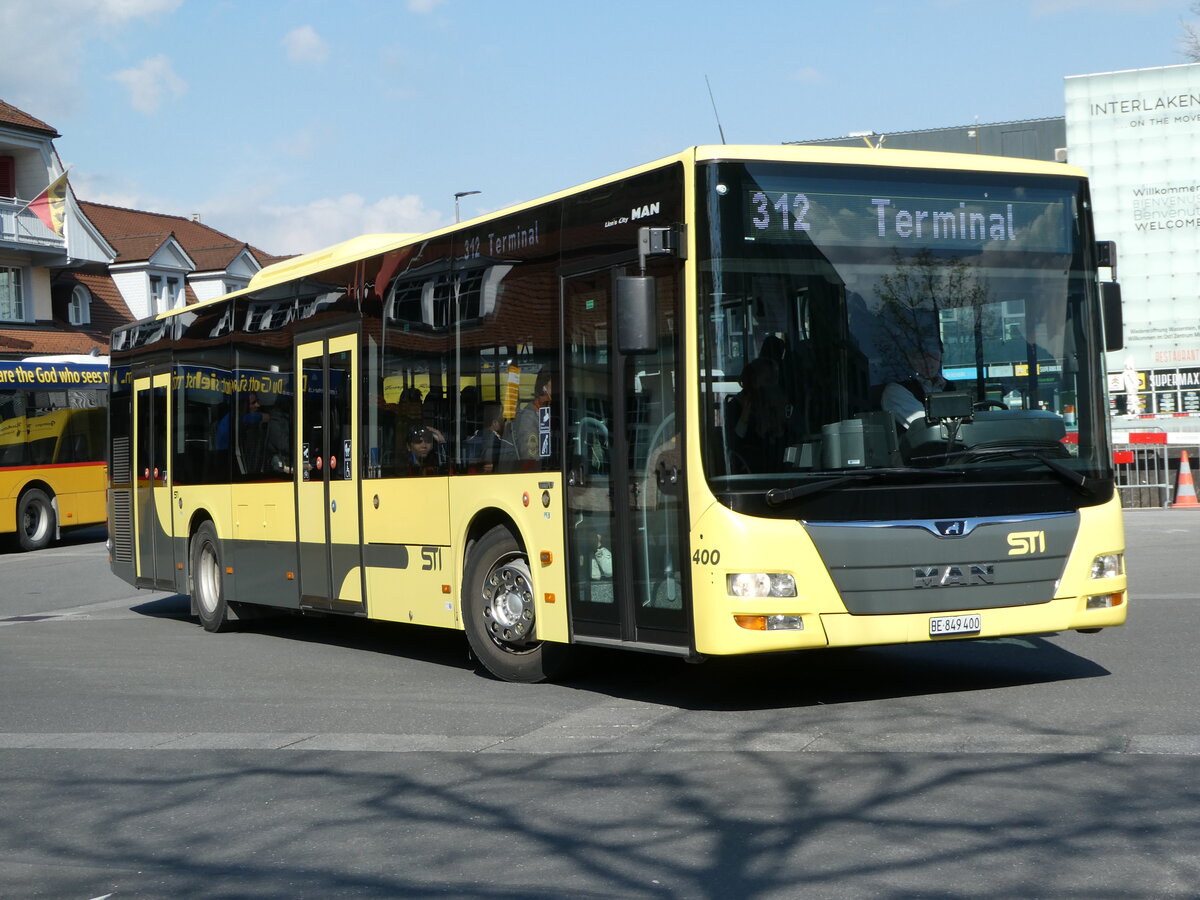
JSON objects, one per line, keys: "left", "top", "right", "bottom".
{"left": 1, "top": 356, "right": 109, "bottom": 550}
{"left": 108, "top": 146, "right": 1127, "bottom": 681}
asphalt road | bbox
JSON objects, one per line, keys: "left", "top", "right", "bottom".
{"left": 0, "top": 511, "right": 1197, "bottom": 899}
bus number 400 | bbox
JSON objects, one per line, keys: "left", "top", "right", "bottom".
{"left": 693, "top": 549, "right": 721, "bottom": 565}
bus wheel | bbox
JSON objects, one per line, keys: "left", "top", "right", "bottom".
{"left": 463, "top": 526, "right": 566, "bottom": 683}
{"left": 191, "top": 521, "right": 230, "bottom": 633}
{"left": 17, "top": 488, "right": 55, "bottom": 551}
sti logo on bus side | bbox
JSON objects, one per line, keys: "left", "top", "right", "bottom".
{"left": 912, "top": 564, "right": 995, "bottom": 588}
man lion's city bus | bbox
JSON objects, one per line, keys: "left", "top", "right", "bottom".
{"left": 1, "top": 355, "right": 109, "bottom": 550}
{"left": 107, "top": 146, "right": 1127, "bottom": 682}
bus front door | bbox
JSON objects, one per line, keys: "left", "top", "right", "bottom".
{"left": 563, "top": 266, "right": 690, "bottom": 650}
{"left": 133, "top": 372, "right": 176, "bottom": 589}
{"left": 296, "top": 334, "right": 364, "bottom": 613}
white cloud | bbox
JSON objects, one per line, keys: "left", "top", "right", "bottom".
{"left": 111, "top": 55, "right": 187, "bottom": 114}
{"left": 207, "top": 193, "right": 447, "bottom": 256}
{"left": 0, "top": 0, "right": 181, "bottom": 114}
{"left": 282, "top": 25, "right": 329, "bottom": 65}
{"left": 791, "top": 67, "right": 824, "bottom": 84}
{"left": 407, "top": 0, "right": 446, "bottom": 13}
{"left": 90, "top": 0, "right": 181, "bottom": 21}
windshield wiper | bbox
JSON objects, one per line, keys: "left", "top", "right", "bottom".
{"left": 764, "top": 467, "right": 965, "bottom": 507}
{"left": 956, "top": 446, "right": 1095, "bottom": 496}
{"left": 765, "top": 474, "right": 869, "bottom": 506}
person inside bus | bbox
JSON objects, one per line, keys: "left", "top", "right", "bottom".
{"left": 215, "top": 391, "right": 266, "bottom": 452}
{"left": 463, "top": 404, "right": 513, "bottom": 472}
{"left": 881, "top": 342, "right": 953, "bottom": 430}
{"left": 405, "top": 423, "right": 447, "bottom": 475}
{"left": 514, "top": 368, "right": 552, "bottom": 462}
{"left": 264, "top": 402, "right": 293, "bottom": 476}
{"left": 726, "top": 356, "right": 786, "bottom": 472}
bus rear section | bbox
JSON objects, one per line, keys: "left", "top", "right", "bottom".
{"left": 0, "top": 358, "right": 109, "bottom": 550}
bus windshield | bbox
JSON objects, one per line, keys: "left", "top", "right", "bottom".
{"left": 697, "top": 161, "right": 1111, "bottom": 514}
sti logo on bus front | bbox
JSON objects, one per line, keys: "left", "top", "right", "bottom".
{"left": 1007, "top": 530, "right": 1047, "bottom": 555}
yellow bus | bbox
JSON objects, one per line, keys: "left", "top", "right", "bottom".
{"left": 1, "top": 356, "right": 109, "bottom": 550}
{"left": 107, "top": 146, "right": 1127, "bottom": 681}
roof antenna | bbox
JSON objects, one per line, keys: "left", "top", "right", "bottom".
{"left": 705, "top": 75, "right": 727, "bottom": 144}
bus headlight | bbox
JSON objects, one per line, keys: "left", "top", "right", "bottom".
{"left": 727, "top": 573, "right": 797, "bottom": 598}
{"left": 1090, "top": 553, "right": 1124, "bottom": 579}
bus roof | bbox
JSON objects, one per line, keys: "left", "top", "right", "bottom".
{"left": 248, "top": 233, "right": 420, "bottom": 291}
{"left": 137, "top": 144, "right": 1088, "bottom": 324}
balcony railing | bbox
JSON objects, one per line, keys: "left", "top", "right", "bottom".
{"left": 0, "top": 197, "right": 66, "bottom": 248}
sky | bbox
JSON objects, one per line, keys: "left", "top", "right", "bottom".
{"left": 1, "top": 0, "right": 1193, "bottom": 256}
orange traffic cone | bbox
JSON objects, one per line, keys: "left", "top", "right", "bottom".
{"left": 1174, "top": 450, "right": 1199, "bottom": 508}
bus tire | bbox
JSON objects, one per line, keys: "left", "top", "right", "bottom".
{"left": 17, "top": 488, "right": 55, "bottom": 552}
{"left": 190, "top": 521, "right": 231, "bottom": 633}
{"left": 462, "top": 525, "right": 567, "bottom": 683}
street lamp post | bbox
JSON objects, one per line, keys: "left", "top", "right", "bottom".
{"left": 454, "top": 190, "right": 481, "bottom": 223}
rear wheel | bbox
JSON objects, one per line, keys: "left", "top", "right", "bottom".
{"left": 462, "top": 525, "right": 567, "bottom": 683}
{"left": 17, "top": 488, "right": 55, "bottom": 551}
{"left": 191, "top": 521, "right": 230, "bottom": 632}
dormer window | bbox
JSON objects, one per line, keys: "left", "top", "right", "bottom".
{"left": 68, "top": 284, "right": 92, "bottom": 326}
{"left": 149, "top": 274, "right": 184, "bottom": 313}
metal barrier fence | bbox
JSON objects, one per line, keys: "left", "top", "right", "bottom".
{"left": 1113, "top": 431, "right": 1200, "bottom": 508}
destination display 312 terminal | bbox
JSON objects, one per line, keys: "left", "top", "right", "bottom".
{"left": 740, "top": 181, "right": 1070, "bottom": 254}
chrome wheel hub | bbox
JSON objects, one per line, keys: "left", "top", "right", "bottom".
{"left": 482, "top": 559, "right": 535, "bottom": 647}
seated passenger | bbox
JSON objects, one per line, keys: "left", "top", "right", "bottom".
{"left": 727, "top": 357, "right": 786, "bottom": 472}
{"left": 462, "top": 404, "right": 513, "bottom": 472}
{"left": 405, "top": 424, "right": 447, "bottom": 475}
{"left": 881, "top": 343, "right": 953, "bottom": 430}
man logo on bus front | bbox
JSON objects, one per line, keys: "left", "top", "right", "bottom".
{"left": 935, "top": 520, "right": 966, "bottom": 536}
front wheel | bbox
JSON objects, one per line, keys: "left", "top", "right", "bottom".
{"left": 190, "top": 521, "right": 231, "bottom": 632}
{"left": 17, "top": 488, "right": 55, "bottom": 551}
{"left": 462, "top": 526, "right": 567, "bottom": 683}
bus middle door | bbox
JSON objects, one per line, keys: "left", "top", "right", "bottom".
{"left": 132, "top": 371, "right": 176, "bottom": 589}
{"left": 296, "top": 333, "right": 365, "bottom": 613}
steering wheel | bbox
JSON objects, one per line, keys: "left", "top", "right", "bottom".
{"left": 973, "top": 400, "right": 1008, "bottom": 411}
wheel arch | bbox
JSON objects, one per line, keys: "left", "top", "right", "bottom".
{"left": 461, "top": 507, "right": 526, "bottom": 573}
{"left": 16, "top": 478, "right": 54, "bottom": 503}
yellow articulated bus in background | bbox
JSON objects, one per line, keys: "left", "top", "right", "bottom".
{"left": 1, "top": 355, "right": 109, "bottom": 550}
{"left": 107, "top": 146, "right": 1127, "bottom": 682}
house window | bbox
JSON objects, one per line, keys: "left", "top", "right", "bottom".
{"left": 0, "top": 157, "right": 14, "bottom": 199}
{"left": 0, "top": 267, "right": 25, "bottom": 322}
{"left": 69, "top": 284, "right": 92, "bottom": 326}
{"left": 149, "top": 275, "right": 162, "bottom": 313}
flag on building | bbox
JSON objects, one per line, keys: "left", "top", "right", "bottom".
{"left": 27, "top": 171, "right": 69, "bottom": 236}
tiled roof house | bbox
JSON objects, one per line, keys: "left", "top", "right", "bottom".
{"left": 62, "top": 202, "right": 285, "bottom": 323}
{"left": 0, "top": 99, "right": 115, "bottom": 358}
{"left": 1, "top": 97, "right": 290, "bottom": 360}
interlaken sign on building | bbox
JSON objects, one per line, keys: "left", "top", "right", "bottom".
{"left": 1066, "top": 63, "right": 1200, "bottom": 416}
